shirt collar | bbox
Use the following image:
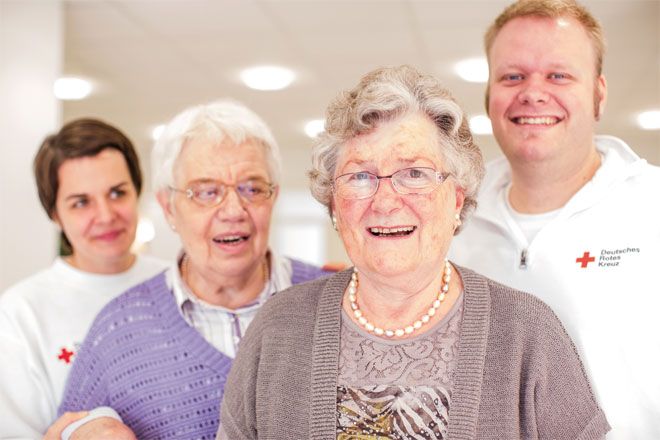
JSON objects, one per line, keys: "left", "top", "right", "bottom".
{"left": 169, "top": 250, "right": 291, "bottom": 317}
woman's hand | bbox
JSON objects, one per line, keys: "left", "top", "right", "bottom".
{"left": 43, "top": 411, "right": 137, "bottom": 440}
{"left": 43, "top": 412, "right": 88, "bottom": 440}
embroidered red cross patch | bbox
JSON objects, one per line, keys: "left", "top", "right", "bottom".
{"left": 576, "top": 251, "right": 595, "bottom": 268}
{"left": 57, "top": 347, "right": 74, "bottom": 364}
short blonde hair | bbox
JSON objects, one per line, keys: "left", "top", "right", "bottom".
{"left": 484, "top": 0, "right": 606, "bottom": 110}
{"left": 486, "top": 0, "right": 604, "bottom": 73}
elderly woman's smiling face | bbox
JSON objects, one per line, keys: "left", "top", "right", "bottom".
{"left": 159, "top": 137, "right": 277, "bottom": 282}
{"left": 332, "top": 112, "right": 464, "bottom": 281}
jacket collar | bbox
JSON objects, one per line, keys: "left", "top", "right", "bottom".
{"left": 472, "top": 135, "right": 647, "bottom": 227}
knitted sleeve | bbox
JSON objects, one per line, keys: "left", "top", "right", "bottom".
{"left": 57, "top": 334, "right": 109, "bottom": 414}
{"left": 219, "top": 276, "right": 331, "bottom": 439}
{"left": 496, "top": 290, "right": 611, "bottom": 440}
{"left": 218, "top": 313, "right": 262, "bottom": 440}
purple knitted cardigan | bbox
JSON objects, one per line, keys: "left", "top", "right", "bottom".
{"left": 58, "top": 259, "right": 329, "bottom": 440}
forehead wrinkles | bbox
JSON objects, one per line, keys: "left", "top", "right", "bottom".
{"left": 175, "top": 141, "right": 270, "bottom": 183}
{"left": 491, "top": 16, "right": 597, "bottom": 71}
{"left": 340, "top": 117, "right": 442, "bottom": 166}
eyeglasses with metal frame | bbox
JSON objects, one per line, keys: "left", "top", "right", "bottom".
{"left": 169, "top": 179, "right": 276, "bottom": 207}
{"left": 332, "top": 167, "right": 451, "bottom": 200}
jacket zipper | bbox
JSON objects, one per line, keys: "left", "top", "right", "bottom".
{"left": 519, "top": 249, "right": 528, "bottom": 269}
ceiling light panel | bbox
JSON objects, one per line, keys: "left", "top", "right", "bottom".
{"left": 469, "top": 115, "right": 493, "bottom": 135}
{"left": 240, "top": 66, "right": 295, "bottom": 91}
{"left": 454, "top": 57, "right": 489, "bottom": 83}
{"left": 637, "top": 110, "right": 660, "bottom": 130}
{"left": 53, "top": 77, "right": 92, "bottom": 100}
{"left": 304, "top": 119, "right": 325, "bottom": 138}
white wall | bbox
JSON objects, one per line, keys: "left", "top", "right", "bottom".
{"left": 0, "top": 1, "right": 62, "bottom": 291}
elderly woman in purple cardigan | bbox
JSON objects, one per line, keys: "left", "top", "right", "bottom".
{"left": 47, "top": 100, "right": 330, "bottom": 440}
{"left": 218, "top": 66, "right": 610, "bottom": 439}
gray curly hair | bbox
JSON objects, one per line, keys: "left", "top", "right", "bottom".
{"left": 309, "top": 65, "right": 484, "bottom": 233}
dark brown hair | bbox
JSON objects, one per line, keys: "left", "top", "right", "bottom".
{"left": 34, "top": 118, "right": 142, "bottom": 252}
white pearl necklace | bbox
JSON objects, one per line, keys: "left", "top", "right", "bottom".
{"left": 347, "top": 259, "right": 452, "bottom": 338}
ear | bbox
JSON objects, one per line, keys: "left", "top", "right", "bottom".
{"left": 595, "top": 74, "right": 607, "bottom": 120}
{"left": 484, "top": 85, "right": 491, "bottom": 116}
{"left": 454, "top": 185, "right": 465, "bottom": 212}
{"left": 156, "top": 189, "right": 177, "bottom": 229}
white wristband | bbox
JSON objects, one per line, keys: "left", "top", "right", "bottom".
{"left": 61, "top": 406, "right": 122, "bottom": 440}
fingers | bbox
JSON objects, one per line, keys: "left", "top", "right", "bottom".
{"left": 43, "top": 411, "right": 89, "bottom": 440}
{"left": 69, "top": 417, "right": 137, "bottom": 440}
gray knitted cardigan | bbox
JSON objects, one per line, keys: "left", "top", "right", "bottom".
{"left": 220, "top": 266, "right": 609, "bottom": 440}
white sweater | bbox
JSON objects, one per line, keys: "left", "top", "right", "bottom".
{"left": 450, "top": 135, "right": 660, "bottom": 439}
{"left": 0, "top": 255, "right": 167, "bottom": 439}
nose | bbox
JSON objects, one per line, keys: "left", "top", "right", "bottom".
{"left": 518, "top": 76, "right": 549, "bottom": 105}
{"left": 215, "top": 186, "right": 248, "bottom": 222}
{"left": 95, "top": 199, "right": 116, "bottom": 223}
{"left": 370, "top": 177, "right": 403, "bottom": 215}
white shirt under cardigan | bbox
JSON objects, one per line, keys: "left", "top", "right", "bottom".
{"left": 169, "top": 250, "right": 302, "bottom": 358}
{"left": 450, "top": 135, "right": 660, "bottom": 439}
{"left": 0, "top": 255, "right": 168, "bottom": 439}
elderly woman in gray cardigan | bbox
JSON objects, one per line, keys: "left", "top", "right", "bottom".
{"left": 218, "top": 66, "right": 609, "bottom": 439}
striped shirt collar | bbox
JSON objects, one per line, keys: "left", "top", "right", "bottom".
{"left": 168, "top": 250, "right": 293, "bottom": 317}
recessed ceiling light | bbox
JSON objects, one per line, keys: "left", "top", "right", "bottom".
{"left": 133, "top": 216, "right": 155, "bottom": 249}
{"left": 304, "top": 119, "right": 325, "bottom": 138}
{"left": 53, "top": 77, "right": 92, "bottom": 100}
{"left": 469, "top": 115, "right": 493, "bottom": 135}
{"left": 454, "top": 57, "right": 489, "bottom": 83}
{"left": 151, "top": 124, "right": 165, "bottom": 141}
{"left": 636, "top": 110, "right": 660, "bottom": 130}
{"left": 240, "top": 66, "right": 295, "bottom": 91}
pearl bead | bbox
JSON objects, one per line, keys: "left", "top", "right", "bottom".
{"left": 347, "top": 259, "right": 451, "bottom": 338}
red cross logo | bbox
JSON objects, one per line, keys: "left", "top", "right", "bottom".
{"left": 576, "top": 251, "right": 595, "bottom": 268}
{"left": 57, "top": 347, "right": 75, "bottom": 364}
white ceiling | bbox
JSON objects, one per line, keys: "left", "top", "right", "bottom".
{"left": 62, "top": 0, "right": 660, "bottom": 193}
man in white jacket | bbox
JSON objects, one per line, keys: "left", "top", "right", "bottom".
{"left": 450, "top": 1, "right": 660, "bottom": 439}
